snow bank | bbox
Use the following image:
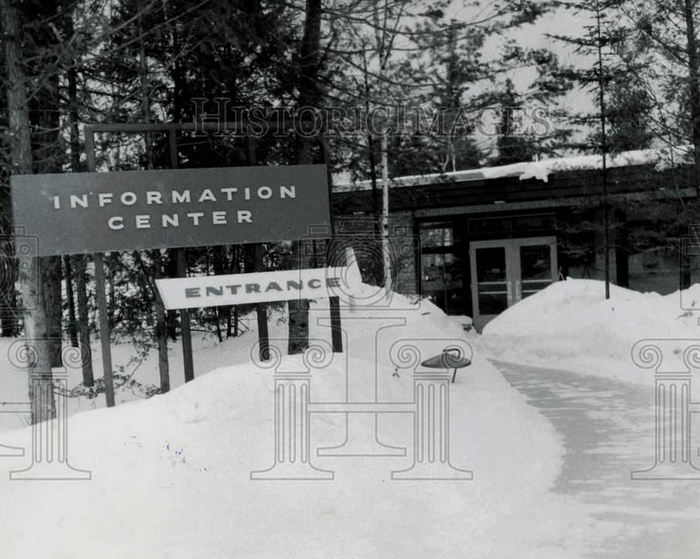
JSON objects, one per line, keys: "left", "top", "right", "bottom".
{"left": 0, "top": 288, "right": 580, "bottom": 559}
{"left": 482, "top": 278, "right": 700, "bottom": 384}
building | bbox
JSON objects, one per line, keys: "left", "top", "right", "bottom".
{"left": 333, "top": 150, "right": 695, "bottom": 330}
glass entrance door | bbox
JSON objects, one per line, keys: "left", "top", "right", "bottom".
{"left": 517, "top": 238, "right": 557, "bottom": 301}
{"left": 469, "top": 236, "right": 557, "bottom": 330}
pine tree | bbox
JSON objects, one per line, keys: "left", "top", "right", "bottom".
{"left": 548, "top": 0, "right": 653, "bottom": 153}
{"left": 404, "top": 2, "right": 565, "bottom": 170}
{"left": 493, "top": 79, "right": 538, "bottom": 165}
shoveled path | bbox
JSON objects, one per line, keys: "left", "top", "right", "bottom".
{"left": 492, "top": 360, "right": 700, "bottom": 558}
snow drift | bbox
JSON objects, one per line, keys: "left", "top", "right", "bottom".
{"left": 0, "top": 289, "right": 579, "bottom": 559}
{"left": 482, "top": 278, "right": 700, "bottom": 384}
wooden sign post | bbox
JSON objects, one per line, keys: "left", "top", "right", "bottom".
{"left": 92, "top": 253, "right": 115, "bottom": 407}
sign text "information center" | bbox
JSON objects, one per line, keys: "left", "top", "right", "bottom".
{"left": 12, "top": 165, "right": 330, "bottom": 256}
{"left": 51, "top": 185, "right": 297, "bottom": 231}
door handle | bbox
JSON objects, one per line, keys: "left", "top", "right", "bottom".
{"left": 515, "top": 282, "right": 521, "bottom": 301}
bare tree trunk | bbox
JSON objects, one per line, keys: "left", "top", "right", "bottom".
{"left": 0, "top": 235, "right": 19, "bottom": 337}
{"left": 74, "top": 255, "right": 94, "bottom": 387}
{"left": 43, "top": 257, "right": 63, "bottom": 367}
{"left": 288, "top": 0, "right": 322, "bottom": 355}
{"left": 108, "top": 258, "right": 116, "bottom": 327}
{"left": 166, "top": 11, "right": 185, "bottom": 344}
{"left": 64, "top": 256, "right": 79, "bottom": 347}
{"left": 685, "top": 0, "right": 700, "bottom": 194}
{"left": 137, "top": 0, "right": 169, "bottom": 388}
{"left": 214, "top": 307, "right": 223, "bottom": 343}
{"left": 0, "top": 180, "right": 19, "bottom": 336}
{"left": 163, "top": 251, "right": 178, "bottom": 341}
{"left": 152, "top": 250, "right": 170, "bottom": 393}
{"left": 67, "top": 50, "right": 94, "bottom": 384}
{"left": 230, "top": 247, "right": 239, "bottom": 337}
{"left": 212, "top": 245, "right": 228, "bottom": 342}
{"left": 683, "top": 0, "right": 700, "bottom": 289}
{"left": 1, "top": 0, "right": 55, "bottom": 423}
{"left": 28, "top": 0, "right": 64, "bottom": 368}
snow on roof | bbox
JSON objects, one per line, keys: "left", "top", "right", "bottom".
{"left": 334, "top": 148, "right": 665, "bottom": 192}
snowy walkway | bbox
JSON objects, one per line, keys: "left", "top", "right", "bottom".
{"left": 492, "top": 360, "right": 700, "bottom": 558}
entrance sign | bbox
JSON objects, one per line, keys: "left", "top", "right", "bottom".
{"left": 156, "top": 262, "right": 362, "bottom": 310}
{"left": 11, "top": 164, "right": 330, "bottom": 257}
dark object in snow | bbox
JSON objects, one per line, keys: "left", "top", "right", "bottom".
{"left": 420, "top": 348, "right": 471, "bottom": 383}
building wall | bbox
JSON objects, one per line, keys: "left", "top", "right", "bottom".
{"left": 333, "top": 168, "right": 690, "bottom": 317}
{"left": 389, "top": 211, "right": 418, "bottom": 295}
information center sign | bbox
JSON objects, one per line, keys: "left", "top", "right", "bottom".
{"left": 11, "top": 164, "right": 330, "bottom": 257}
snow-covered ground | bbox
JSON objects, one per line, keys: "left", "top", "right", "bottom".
{"left": 2, "top": 279, "right": 699, "bottom": 557}
{"left": 0, "top": 290, "right": 582, "bottom": 559}
{"left": 481, "top": 278, "right": 700, "bottom": 385}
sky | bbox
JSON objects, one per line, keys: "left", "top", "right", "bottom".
{"left": 458, "top": 1, "right": 596, "bottom": 159}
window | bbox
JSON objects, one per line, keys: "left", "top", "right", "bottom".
{"left": 420, "top": 223, "right": 453, "bottom": 248}
{"left": 468, "top": 214, "right": 555, "bottom": 236}
{"left": 421, "top": 253, "right": 465, "bottom": 314}
{"left": 419, "top": 222, "right": 464, "bottom": 314}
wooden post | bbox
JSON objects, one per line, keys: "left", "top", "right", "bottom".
{"left": 168, "top": 128, "right": 178, "bottom": 170}
{"left": 247, "top": 137, "right": 270, "bottom": 361}
{"left": 84, "top": 126, "right": 96, "bottom": 171}
{"left": 329, "top": 298, "right": 342, "bottom": 352}
{"left": 93, "top": 253, "right": 115, "bottom": 407}
{"left": 256, "top": 307, "right": 270, "bottom": 361}
{"left": 255, "top": 244, "right": 270, "bottom": 362}
{"left": 152, "top": 250, "right": 170, "bottom": 394}
{"left": 177, "top": 249, "right": 194, "bottom": 382}
{"left": 63, "top": 255, "right": 79, "bottom": 347}
{"left": 169, "top": 129, "right": 195, "bottom": 382}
